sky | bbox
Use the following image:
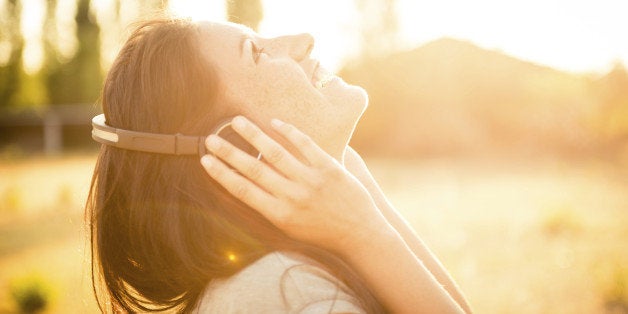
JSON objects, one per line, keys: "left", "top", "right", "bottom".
{"left": 172, "top": 0, "right": 628, "bottom": 74}
{"left": 395, "top": 0, "right": 628, "bottom": 74}
{"left": 11, "top": 0, "right": 628, "bottom": 74}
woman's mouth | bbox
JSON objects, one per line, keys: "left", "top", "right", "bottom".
{"left": 312, "top": 63, "right": 336, "bottom": 89}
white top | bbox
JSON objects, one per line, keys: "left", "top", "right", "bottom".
{"left": 193, "top": 251, "right": 366, "bottom": 313}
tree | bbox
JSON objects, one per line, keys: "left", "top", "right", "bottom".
{"left": 46, "top": 0, "right": 102, "bottom": 105}
{"left": 0, "top": 0, "right": 25, "bottom": 107}
{"left": 41, "top": 0, "right": 60, "bottom": 104}
{"left": 226, "top": 0, "right": 263, "bottom": 31}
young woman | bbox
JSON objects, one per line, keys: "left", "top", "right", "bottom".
{"left": 87, "top": 17, "right": 472, "bottom": 313}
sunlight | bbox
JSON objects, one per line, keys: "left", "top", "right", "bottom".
{"left": 2, "top": 2, "right": 628, "bottom": 313}
{"left": 259, "top": 0, "right": 360, "bottom": 72}
{"left": 21, "top": 0, "right": 45, "bottom": 74}
{"left": 168, "top": 0, "right": 225, "bottom": 22}
{"left": 169, "top": 0, "right": 359, "bottom": 72}
{"left": 168, "top": 0, "right": 628, "bottom": 74}
{"left": 397, "top": 0, "right": 628, "bottom": 73}
{"left": 9, "top": 0, "right": 628, "bottom": 76}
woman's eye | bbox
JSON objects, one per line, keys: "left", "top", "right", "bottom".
{"left": 251, "top": 41, "right": 264, "bottom": 64}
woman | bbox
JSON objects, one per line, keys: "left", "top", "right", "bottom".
{"left": 87, "top": 17, "right": 472, "bottom": 313}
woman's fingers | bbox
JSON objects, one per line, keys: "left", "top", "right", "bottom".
{"left": 205, "top": 134, "right": 294, "bottom": 198}
{"left": 200, "top": 154, "right": 280, "bottom": 216}
{"left": 230, "top": 116, "right": 311, "bottom": 178}
{"left": 200, "top": 116, "right": 389, "bottom": 255}
{"left": 270, "top": 118, "right": 332, "bottom": 168}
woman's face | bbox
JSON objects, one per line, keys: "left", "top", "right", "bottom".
{"left": 196, "top": 21, "right": 368, "bottom": 160}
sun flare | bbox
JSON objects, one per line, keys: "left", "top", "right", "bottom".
{"left": 168, "top": 0, "right": 628, "bottom": 74}
{"left": 168, "top": 0, "right": 226, "bottom": 22}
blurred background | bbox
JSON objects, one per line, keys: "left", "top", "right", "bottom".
{"left": 1, "top": 0, "right": 627, "bottom": 313}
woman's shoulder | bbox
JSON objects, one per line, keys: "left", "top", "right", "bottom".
{"left": 193, "top": 251, "right": 365, "bottom": 313}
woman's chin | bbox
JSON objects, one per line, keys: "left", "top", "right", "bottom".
{"left": 321, "top": 81, "right": 368, "bottom": 115}
{"left": 323, "top": 83, "right": 368, "bottom": 157}
{"left": 353, "top": 85, "right": 369, "bottom": 114}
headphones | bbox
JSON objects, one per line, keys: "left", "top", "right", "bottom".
{"left": 91, "top": 114, "right": 261, "bottom": 159}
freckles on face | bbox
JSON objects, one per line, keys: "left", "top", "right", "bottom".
{"left": 257, "top": 60, "right": 325, "bottom": 107}
{"left": 196, "top": 21, "right": 368, "bottom": 158}
{"left": 200, "top": 25, "right": 311, "bottom": 108}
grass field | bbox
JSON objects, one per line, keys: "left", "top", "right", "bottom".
{"left": 1, "top": 154, "right": 627, "bottom": 313}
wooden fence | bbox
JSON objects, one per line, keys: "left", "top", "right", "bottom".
{"left": 0, "top": 105, "right": 102, "bottom": 155}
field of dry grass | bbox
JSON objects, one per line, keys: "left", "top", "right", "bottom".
{"left": 1, "top": 154, "right": 627, "bottom": 313}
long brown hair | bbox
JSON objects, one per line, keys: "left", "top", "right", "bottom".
{"left": 86, "top": 18, "right": 384, "bottom": 313}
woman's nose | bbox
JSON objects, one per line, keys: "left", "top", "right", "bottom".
{"left": 288, "top": 33, "right": 315, "bottom": 61}
{"left": 267, "top": 33, "right": 315, "bottom": 61}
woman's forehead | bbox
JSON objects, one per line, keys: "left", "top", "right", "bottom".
{"left": 196, "top": 21, "right": 259, "bottom": 60}
{"left": 195, "top": 21, "right": 252, "bottom": 73}
{"left": 197, "top": 21, "right": 256, "bottom": 38}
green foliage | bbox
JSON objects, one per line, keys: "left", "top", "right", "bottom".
{"left": 0, "top": 51, "right": 24, "bottom": 107}
{"left": 0, "top": 0, "right": 103, "bottom": 107}
{"left": 227, "top": 0, "right": 264, "bottom": 31}
{"left": 541, "top": 205, "right": 582, "bottom": 237}
{"left": 0, "top": 0, "right": 24, "bottom": 107}
{"left": 9, "top": 274, "right": 53, "bottom": 314}
{"left": 1, "top": 185, "right": 22, "bottom": 214}
{"left": 46, "top": 0, "right": 102, "bottom": 105}
{"left": 15, "top": 72, "right": 48, "bottom": 107}
{"left": 597, "top": 263, "right": 628, "bottom": 313}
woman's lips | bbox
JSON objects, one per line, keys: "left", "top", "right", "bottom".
{"left": 312, "top": 63, "right": 335, "bottom": 89}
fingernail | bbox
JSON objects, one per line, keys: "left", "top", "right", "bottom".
{"left": 206, "top": 135, "right": 220, "bottom": 150}
{"left": 232, "top": 116, "right": 247, "bottom": 129}
{"left": 271, "top": 118, "right": 284, "bottom": 129}
{"left": 200, "top": 155, "right": 213, "bottom": 168}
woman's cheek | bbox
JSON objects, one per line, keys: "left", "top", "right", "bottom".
{"left": 265, "top": 60, "right": 311, "bottom": 89}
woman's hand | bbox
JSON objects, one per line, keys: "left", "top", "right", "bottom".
{"left": 200, "top": 116, "right": 391, "bottom": 255}
{"left": 200, "top": 117, "right": 467, "bottom": 313}
{"left": 343, "top": 146, "right": 384, "bottom": 201}
{"left": 343, "top": 146, "right": 369, "bottom": 182}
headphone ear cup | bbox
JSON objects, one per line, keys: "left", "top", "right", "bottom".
{"left": 212, "top": 122, "right": 261, "bottom": 160}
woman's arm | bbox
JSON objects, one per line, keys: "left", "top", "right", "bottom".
{"left": 344, "top": 147, "right": 473, "bottom": 314}
{"left": 200, "top": 116, "right": 464, "bottom": 313}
